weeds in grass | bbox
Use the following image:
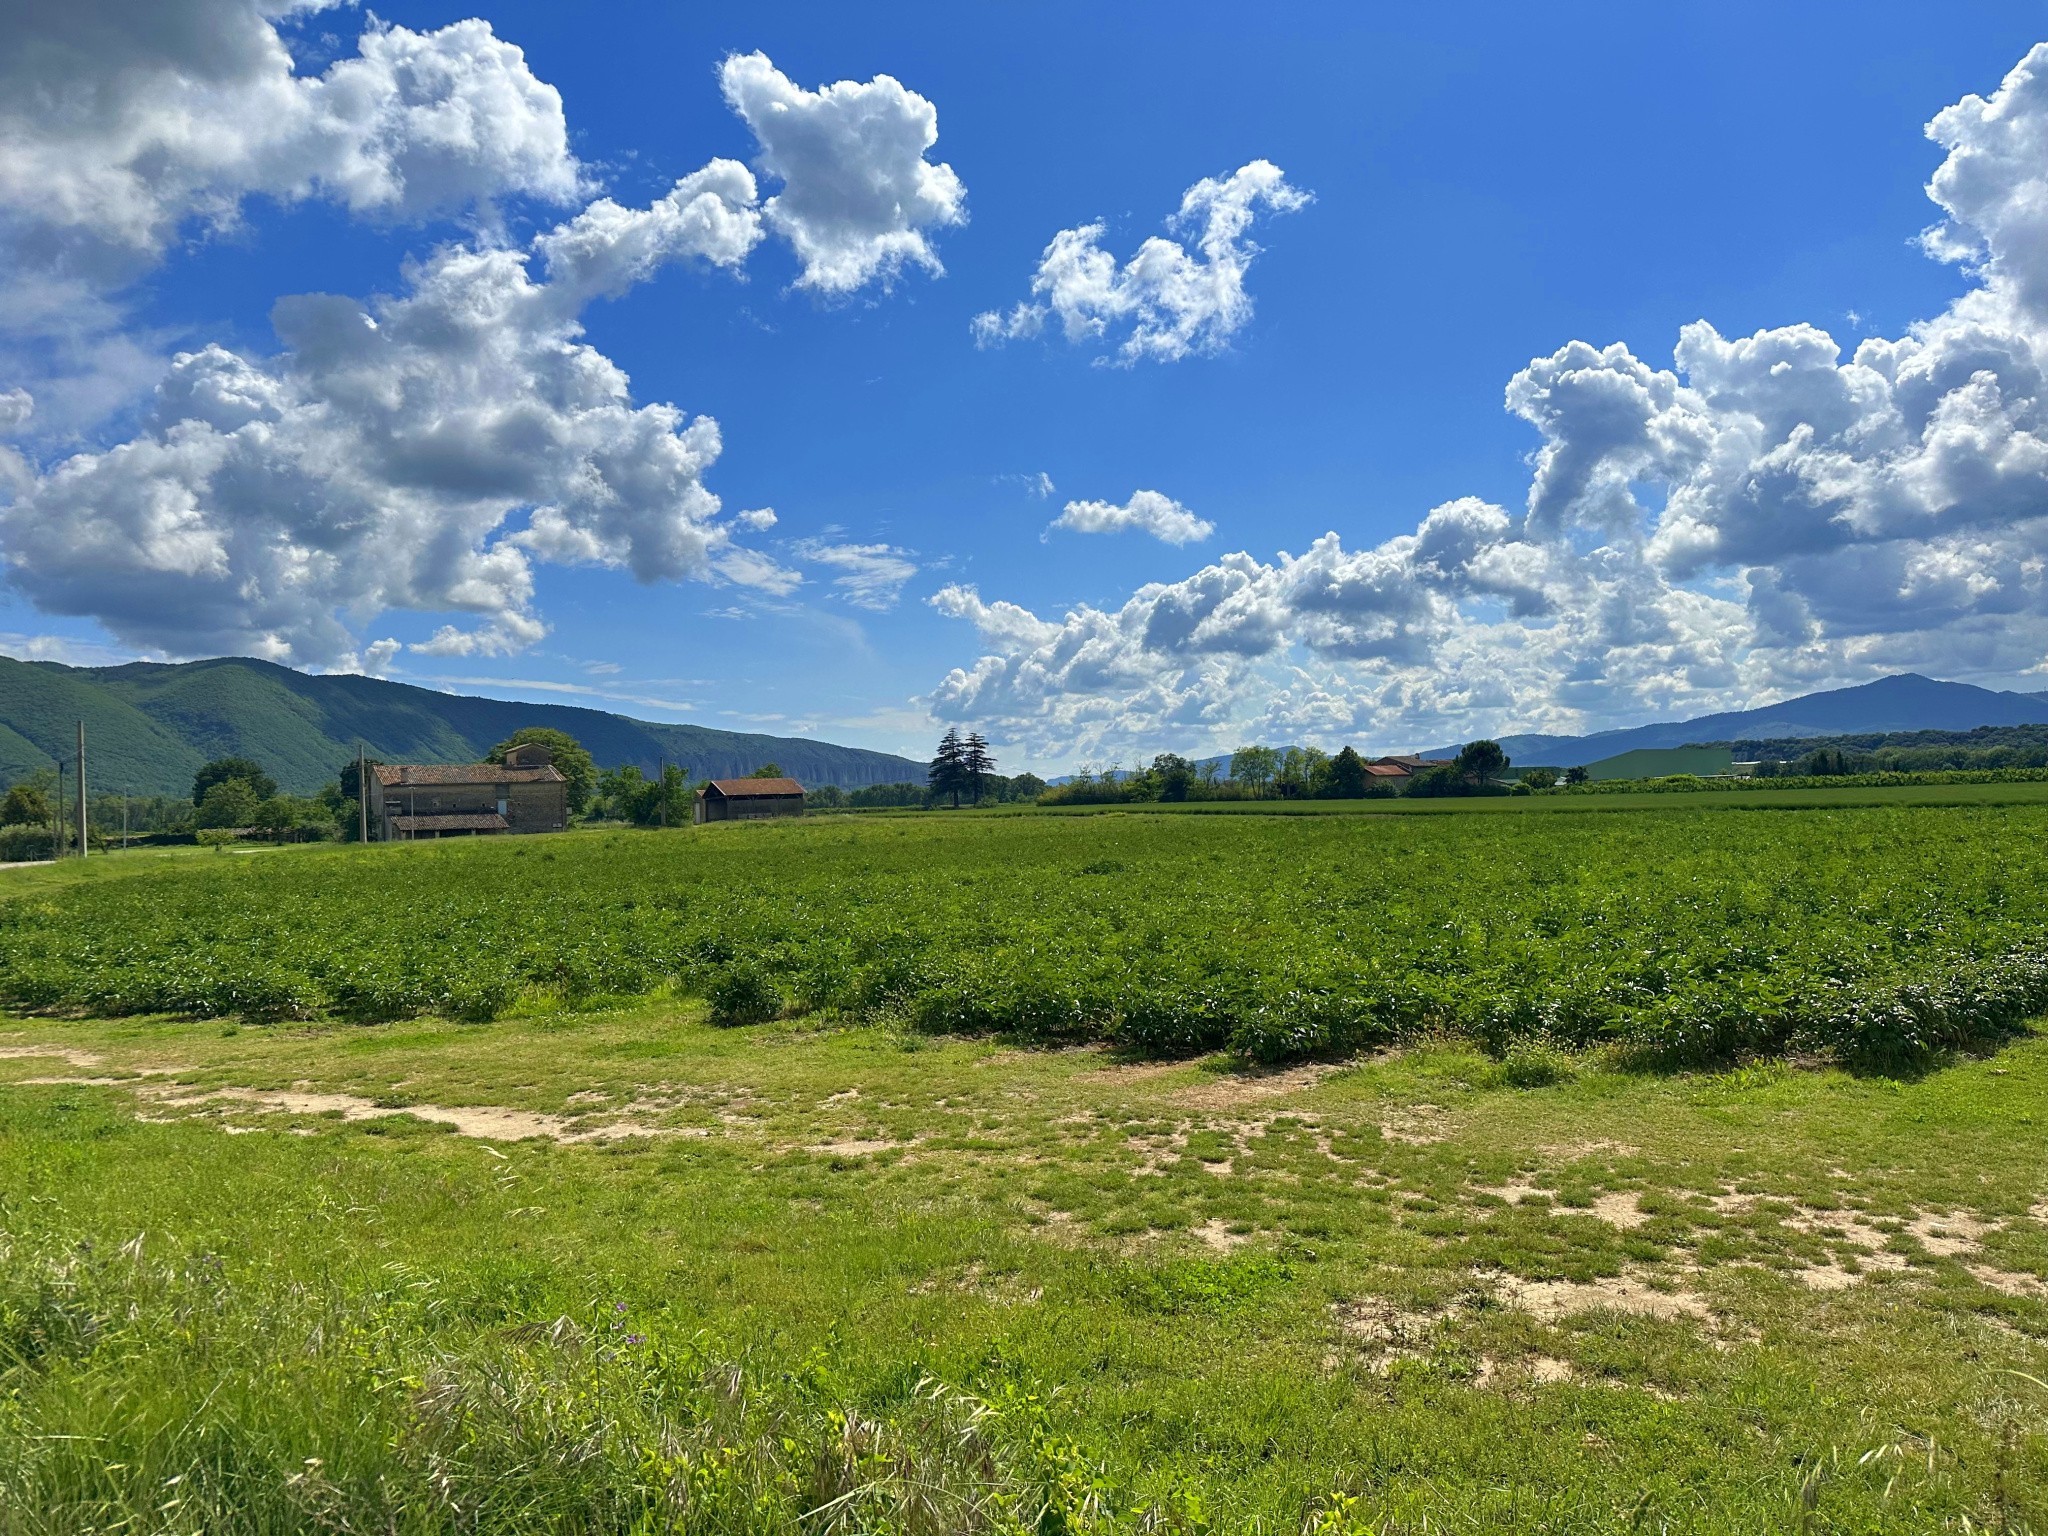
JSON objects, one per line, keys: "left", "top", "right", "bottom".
{"left": 0, "top": 1227, "right": 1121, "bottom": 1535}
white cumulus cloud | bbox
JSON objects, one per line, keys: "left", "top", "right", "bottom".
{"left": 1050, "top": 489, "right": 1214, "bottom": 545}
{"left": 719, "top": 51, "right": 966, "bottom": 294}
{"left": 936, "top": 43, "right": 2048, "bottom": 760}
{"left": 973, "top": 160, "right": 1309, "bottom": 364}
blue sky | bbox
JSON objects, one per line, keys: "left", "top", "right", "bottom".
{"left": 6, "top": 3, "right": 2048, "bottom": 771}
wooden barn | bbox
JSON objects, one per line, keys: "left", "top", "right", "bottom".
{"left": 694, "top": 777, "right": 806, "bottom": 823}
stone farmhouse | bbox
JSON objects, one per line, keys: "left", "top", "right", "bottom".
{"left": 368, "top": 743, "right": 569, "bottom": 840}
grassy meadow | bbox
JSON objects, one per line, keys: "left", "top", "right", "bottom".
{"left": 1, "top": 796, "right": 2046, "bottom": 1532}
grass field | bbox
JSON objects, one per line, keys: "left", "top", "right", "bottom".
{"left": 3, "top": 799, "right": 2047, "bottom": 1532}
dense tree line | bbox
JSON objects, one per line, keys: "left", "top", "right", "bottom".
{"left": 1039, "top": 739, "right": 1518, "bottom": 804}
{"left": 1743, "top": 728, "right": 2048, "bottom": 777}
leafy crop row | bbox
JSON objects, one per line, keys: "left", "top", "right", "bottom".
{"left": 1559, "top": 766, "right": 2048, "bottom": 794}
{"left": 3, "top": 806, "right": 2046, "bottom": 1069}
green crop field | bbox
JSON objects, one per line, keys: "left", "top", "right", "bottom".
{"left": 7, "top": 795, "right": 2048, "bottom": 1067}
{"left": 2, "top": 802, "right": 2047, "bottom": 1532}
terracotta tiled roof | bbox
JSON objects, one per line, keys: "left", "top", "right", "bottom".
{"left": 1363, "top": 762, "right": 1411, "bottom": 777}
{"left": 702, "top": 777, "right": 804, "bottom": 797}
{"left": 373, "top": 763, "right": 564, "bottom": 787}
{"left": 389, "top": 813, "right": 511, "bottom": 832}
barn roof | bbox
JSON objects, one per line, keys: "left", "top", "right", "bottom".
{"left": 373, "top": 763, "right": 564, "bottom": 787}
{"left": 1363, "top": 762, "right": 1411, "bottom": 777}
{"left": 389, "top": 812, "right": 511, "bottom": 832}
{"left": 702, "top": 777, "right": 805, "bottom": 797}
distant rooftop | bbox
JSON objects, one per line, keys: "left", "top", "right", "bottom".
{"left": 373, "top": 763, "right": 564, "bottom": 787}
{"left": 701, "top": 777, "right": 804, "bottom": 797}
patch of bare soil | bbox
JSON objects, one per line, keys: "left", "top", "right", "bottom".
{"left": 1471, "top": 1179, "right": 1648, "bottom": 1230}
{"left": 1488, "top": 1267, "right": 1713, "bottom": 1325}
{"left": 1191, "top": 1218, "right": 1250, "bottom": 1253}
{"left": 1086, "top": 1058, "right": 1184, "bottom": 1082}
{"left": 1174, "top": 1062, "right": 1340, "bottom": 1111}
{"left": 17, "top": 1075, "right": 132, "bottom": 1087}
{"left": 1473, "top": 1354, "right": 1578, "bottom": 1390}
{"left": 1377, "top": 1104, "right": 1450, "bottom": 1145}
{"left": 0, "top": 1044, "right": 104, "bottom": 1068}
{"left": 1767, "top": 1203, "right": 2017, "bottom": 1291}
{"left": 1782, "top": 1205, "right": 1897, "bottom": 1253}
{"left": 1590, "top": 1192, "right": 1650, "bottom": 1229}
{"left": 139, "top": 1084, "right": 688, "bottom": 1144}
{"left": 1540, "top": 1140, "right": 1642, "bottom": 1160}
{"left": 1965, "top": 1263, "right": 2048, "bottom": 1298}
{"left": 1908, "top": 1210, "right": 1998, "bottom": 1258}
{"left": 805, "top": 1138, "right": 907, "bottom": 1158}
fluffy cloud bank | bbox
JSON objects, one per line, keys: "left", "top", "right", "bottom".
{"left": 0, "top": 0, "right": 588, "bottom": 438}
{"left": 936, "top": 43, "right": 2048, "bottom": 759}
{"left": 973, "top": 160, "right": 1309, "bottom": 364}
{"left": 0, "top": 0, "right": 583, "bottom": 277}
{"left": 1050, "top": 490, "right": 1213, "bottom": 545}
{"left": 0, "top": 11, "right": 969, "bottom": 665}
{"left": 0, "top": 161, "right": 775, "bottom": 668}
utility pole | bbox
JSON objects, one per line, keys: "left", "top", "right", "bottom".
{"left": 53, "top": 758, "right": 65, "bottom": 859}
{"left": 357, "top": 742, "right": 369, "bottom": 844}
{"left": 76, "top": 720, "right": 87, "bottom": 860}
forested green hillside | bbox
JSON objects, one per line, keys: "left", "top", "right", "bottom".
{"left": 0, "top": 656, "right": 919, "bottom": 794}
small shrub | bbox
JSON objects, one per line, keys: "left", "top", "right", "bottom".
{"left": 444, "top": 970, "right": 522, "bottom": 1024}
{"left": 707, "top": 966, "right": 784, "bottom": 1027}
{"left": 1497, "top": 1043, "right": 1575, "bottom": 1088}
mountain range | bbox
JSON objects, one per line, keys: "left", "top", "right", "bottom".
{"left": 0, "top": 656, "right": 922, "bottom": 797}
{"left": 1422, "top": 674, "right": 2048, "bottom": 767}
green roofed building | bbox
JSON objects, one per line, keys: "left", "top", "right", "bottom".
{"left": 1582, "top": 745, "right": 1734, "bottom": 781}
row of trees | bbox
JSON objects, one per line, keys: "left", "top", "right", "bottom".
{"left": 1043, "top": 739, "right": 1528, "bottom": 805}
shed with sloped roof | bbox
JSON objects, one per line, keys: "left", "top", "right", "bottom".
{"left": 694, "top": 777, "right": 805, "bottom": 824}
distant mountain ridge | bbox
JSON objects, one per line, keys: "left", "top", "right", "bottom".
{"left": 0, "top": 655, "right": 922, "bottom": 797}
{"left": 1422, "top": 674, "right": 2048, "bottom": 767}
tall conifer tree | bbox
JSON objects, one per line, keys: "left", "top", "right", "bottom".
{"left": 928, "top": 728, "right": 968, "bottom": 808}
{"left": 962, "top": 732, "right": 995, "bottom": 805}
